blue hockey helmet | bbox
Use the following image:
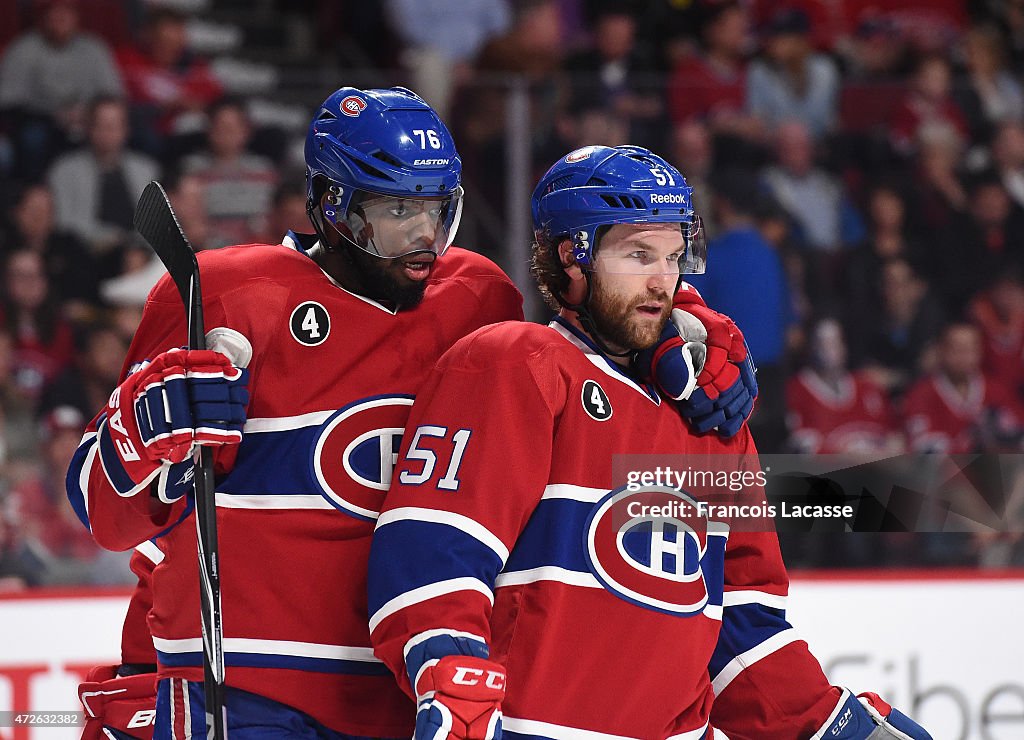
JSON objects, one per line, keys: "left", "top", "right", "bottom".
{"left": 531, "top": 145, "right": 706, "bottom": 274}
{"left": 305, "top": 86, "right": 464, "bottom": 259}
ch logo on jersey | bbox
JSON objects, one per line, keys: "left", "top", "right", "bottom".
{"left": 341, "top": 95, "right": 367, "bottom": 116}
{"left": 311, "top": 396, "right": 414, "bottom": 520}
{"left": 582, "top": 379, "right": 612, "bottom": 421}
{"left": 290, "top": 301, "right": 331, "bottom": 346}
{"left": 584, "top": 485, "right": 727, "bottom": 616}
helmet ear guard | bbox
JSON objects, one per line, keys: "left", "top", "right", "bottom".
{"left": 572, "top": 229, "right": 591, "bottom": 264}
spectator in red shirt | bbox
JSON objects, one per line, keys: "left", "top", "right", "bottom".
{"left": 889, "top": 54, "right": 970, "bottom": 157}
{"left": 7, "top": 405, "right": 131, "bottom": 584}
{"left": 0, "top": 249, "right": 75, "bottom": 403}
{"left": 903, "top": 322, "right": 1024, "bottom": 453}
{"left": 786, "top": 317, "right": 902, "bottom": 454}
{"left": 116, "top": 6, "right": 222, "bottom": 156}
{"left": 968, "top": 268, "right": 1024, "bottom": 399}
{"left": 667, "top": 1, "right": 762, "bottom": 143}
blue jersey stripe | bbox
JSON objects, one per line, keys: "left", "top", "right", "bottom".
{"left": 504, "top": 498, "right": 593, "bottom": 575}
{"left": 708, "top": 602, "right": 790, "bottom": 678}
{"left": 96, "top": 421, "right": 140, "bottom": 496}
{"left": 217, "top": 426, "right": 320, "bottom": 495}
{"left": 368, "top": 519, "right": 504, "bottom": 616}
{"left": 66, "top": 436, "right": 96, "bottom": 530}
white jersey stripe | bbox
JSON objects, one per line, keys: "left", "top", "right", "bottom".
{"left": 153, "top": 636, "right": 382, "bottom": 662}
{"left": 181, "top": 677, "right": 193, "bottom": 740}
{"left": 213, "top": 493, "right": 335, "bottom": 510}
{"left": 403, "top": 629, "right": 488, "bottom": 661}
{"left": 722, "top": 590, "right": 787, "bottom": 610}
{"left": 809, "top": 688, "right": 854, "bottom": 740}
{"left": 377, "top": 507, "right": 510, "bottom": 564}
{"left": 242, "top": 410, "right": 335, "bottom": 433}
{"left": 502, "top": 716, "right": 635, "bottom": 739}
{"left": 502, "top": 716, "right": 709, "bottom": 740}
{"left": 667, "top": 722, "right": 713, "bottom": 740}
{"left": 495, "top": 567, "right": 603, "bottom": 590}
{"left": 169, "top": 678, "right": 177, "bottom": 740}
{"left": 135, "top": 540, "right": 165, "bottom": 564}
{"left": 540, "top": 484, "right": 610, "bottom": 504}
{"left": 711, "top": 628, "right": 801, "bottom": 696}
{"left": 369, "top": 577, "right": 494, "bottom": 634}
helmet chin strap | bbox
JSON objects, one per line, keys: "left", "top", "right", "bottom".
{"left": 306, "top": 197, "right": 336, "bottom": 252}
{"left": 306, "top": 199, "right": 377, "bottom": 286}
{"left": 555, "top": 271, "right": 633, "bottom": 359}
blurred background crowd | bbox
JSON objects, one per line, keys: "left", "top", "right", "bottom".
{"left": 2, "top": 0, "right": 1024, "bottom": 587}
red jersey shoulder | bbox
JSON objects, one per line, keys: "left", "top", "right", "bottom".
{"left": 430, "top": 246, "right": 508, "bottom": 283}
{"left": 438, "top": 321, "right": 572, "bottom": 372}
{"left": 427, "top": 247, "right": 524, "bottom": 322}
{"left": 148, "top": 243, "right": 316, "bottom": 306}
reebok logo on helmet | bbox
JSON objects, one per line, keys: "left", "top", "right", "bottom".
{"left": 649, "top": 193, "right": 687, "bottom": 205}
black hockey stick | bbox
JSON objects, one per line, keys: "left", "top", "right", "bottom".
{"left": 134, "top": 181, "right": 228, "bottom": 740}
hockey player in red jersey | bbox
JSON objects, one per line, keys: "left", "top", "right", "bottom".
{"left": 786, "top": 318, "right": 902, "bottom": 454}
{"left": 903, "top": 321, "right": 1024, "bottom": 453}
{"left": 367, "top": 146, "right": 932, "bottom": 739}
{"left": 77, "top": 546, "right": 162, "bottom": 740}
{"left": 65, "top": 86, "right": 525, "bottom": 739}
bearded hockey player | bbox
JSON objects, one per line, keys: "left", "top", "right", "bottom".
{"left": 367, "top": 145, "right": 932, "bottom": 739}
{"left": 65, "top": 86, "right": 525, "bottom": 739}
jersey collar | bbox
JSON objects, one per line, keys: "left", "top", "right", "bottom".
{"left": 282, "top": 231, "right": 399, "bottom": 315}
{"left": 549, "top": 316, "right": 660, "bottom": 405}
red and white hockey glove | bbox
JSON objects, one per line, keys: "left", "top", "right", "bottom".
{"left": 98, "top": 348, "right": 248, "bottom": 501}
{"left": 816, "top": 689, "right": 932, "bottom": 739}
{"left": 635, "top": 291, "right": 757, "bottom": 437}
{"left": 79, "top": 665, "right": 158, "bottom": 740}
{"left": 634, "top": 308, "right": 705, "bottom": 401}
{"left": 414, "top": 655, "right": 505, "bottom": 740}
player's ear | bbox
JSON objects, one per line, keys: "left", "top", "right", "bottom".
{"left": 557, "top": 237, "right": 587, "bottom": 306}
{"left": 558, "top": 239, "right": 584, "bottom": 282}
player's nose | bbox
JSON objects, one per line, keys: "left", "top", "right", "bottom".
{"left": 646, "top": 269, "right": 677, "bottom": 292}
{"left": 404, "top": 212, "right": 438, "bottom": 247}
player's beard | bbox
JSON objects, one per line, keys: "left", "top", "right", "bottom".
{"left": 588, "top": 275, "right": 672, "bottom": 353}
{"left": 347, "top": 248, "right": 434, "bottom": 309}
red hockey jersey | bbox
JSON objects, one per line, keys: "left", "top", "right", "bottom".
{"left": 368, "top": 319, "right": 842, "bottom": 739}
{"left": 970, "top": 294, "right": 1024, "bottom": 397}
{"left": 66, "top": 240, "right": 523, "bottom": 736}
{"left": 902, "top": 372, "right": 1023, "bottom": 453}
{"left": 786, "top": 369, "right": 898, "bottom": 454}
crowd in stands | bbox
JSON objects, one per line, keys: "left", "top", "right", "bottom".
{"left": 2, "top": 0, "right": 1024, "bottom": 587}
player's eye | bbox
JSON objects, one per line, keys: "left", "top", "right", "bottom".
{"left": 389, "top": 202, "right": 409, "bottom": 217}
{"left": 627, "top": 250, "right": 651, "bottom": 263}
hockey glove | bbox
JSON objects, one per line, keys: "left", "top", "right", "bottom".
{"left": 79, "top": 665, "right": 157, "bottom": 740}
{"left": 818, "top": 689, "right": 932, "bottom": 740}
{"left": 414, "top": 655, "right": 505, "bottom": 740}
{"left": 634, "top": 308, "right": 706, "bottom": 401}
{"left": 673, "top": 299, "right": 757, "bottom": 438}
{"left": 97, "top": 348, "right": 248, "bottom": 500}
